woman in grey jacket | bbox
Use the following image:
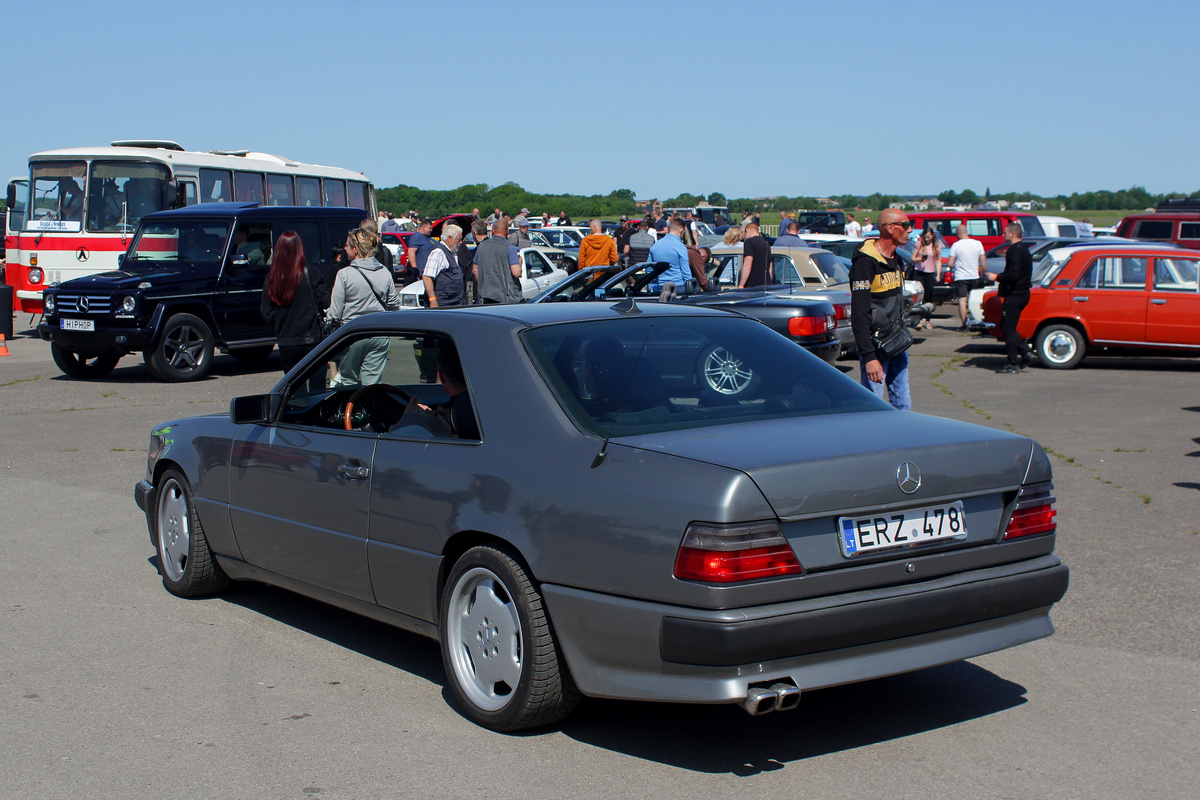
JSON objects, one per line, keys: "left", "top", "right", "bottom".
{"left": 327, "top": 226, "right": 400, "bottom": 387}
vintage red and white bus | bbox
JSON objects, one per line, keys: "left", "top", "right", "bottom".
{"left": 4, "top": 141, "right": 375, "bottom": 314}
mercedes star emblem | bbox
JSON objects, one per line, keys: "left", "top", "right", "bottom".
{"left": 76, "top": 246, "right": 89, "bottom": 262}
{"left": 897, "top": 461, "right": 921, "bottom": 494}
{"left": 78, "top": 296, "right": 90, "bottom": 313}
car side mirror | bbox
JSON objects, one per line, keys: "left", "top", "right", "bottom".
{"left": 163, "top": 181, "right": 179, "bottom": 209}
{"left": 5, "top": 182, "right": 15, "bottom": 210}
{"left": 117, "top": 253, "right": 125, "bottom": 267}
{"left": 229, "top": 254, "right": 250, "bottom": 270}
{"left": 230, "top": 393, "right": 279, "bottom": 424}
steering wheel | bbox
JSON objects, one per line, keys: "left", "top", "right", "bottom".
{"left": 343, "top": 383, "right": 414, "bottom": 431}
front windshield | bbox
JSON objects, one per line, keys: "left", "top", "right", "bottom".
{"left": 523, "top": 316, "right": 887, "bottom": 437}
{"left": 546, "top": 229, "right": 582, "bottom": 247}
{"left": 1034, "top": 250, "right": 1072, "bottom": 285}
{"left": 28, "top": 161, "right": 86, "bottom": 231}
{"left": 126, "top": 220, "right": 232, "bottom": 267}
{"left": 86, "top": 160, "right": 171, "bottom": 233}
{"left": 812, "top": 251, "right": 850, "bottom": 284}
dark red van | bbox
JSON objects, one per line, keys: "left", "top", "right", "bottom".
{"left": 1116, "top": 198, "right": 1200, "bottom": 251}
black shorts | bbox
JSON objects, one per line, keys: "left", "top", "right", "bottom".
{"left": 954, "top": 279, "right": 976, "bottom": 299}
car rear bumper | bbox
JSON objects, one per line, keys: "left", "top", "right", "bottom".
{"left": 542, "top": 555, "right": 1067, "bottom": 704}
{"left": 802, "top": 336, "right": 841, "bottom": 364}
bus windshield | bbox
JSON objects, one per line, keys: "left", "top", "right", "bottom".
{"left": 126, "top": 220, "right": 232, "bottom": 268}
{"left": 29, "top": 161, "right": 86, "bottom": 231}
{"left": 86, "top": 160, "right": 171, "bottom": 233}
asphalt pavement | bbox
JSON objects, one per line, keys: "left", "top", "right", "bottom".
{"left": 1, "top": 311, "right": 1197, "bottom": 800}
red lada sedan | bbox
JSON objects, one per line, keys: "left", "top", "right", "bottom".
{"left": 982, "top": 244, "right": 1200, "bottom": 369}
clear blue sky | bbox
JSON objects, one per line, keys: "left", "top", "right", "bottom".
{"left": 5, "top": 0, "right": 1197, "bottom": 201}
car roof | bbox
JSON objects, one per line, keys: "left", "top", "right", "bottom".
{"left": 911, "top": 210, "right": 1036, "bottom": 218}
{"left": 1045, "top": 243, "right": 1191, "bottom": 260}
{"left": 143, "top": 203, "right": 366, "bottom": 221}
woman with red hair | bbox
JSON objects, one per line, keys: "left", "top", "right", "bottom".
{"left": 260, "top": 230, "right": 329, "bottom": 374}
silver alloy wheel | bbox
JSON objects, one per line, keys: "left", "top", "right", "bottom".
{"left": 704, "top": 347, "right": 754, "bottom": 395}
{"left": 1043, "top": 330, "right": 1078, "bottom": 365}
{"left": 445, "top": 566, "right": 523, "bottom": 712}
{"left": 163, "top": 325, "right": 207, "bottom": 371}
{"left": 156, "top": 477, "right": 191, "bottom": 582}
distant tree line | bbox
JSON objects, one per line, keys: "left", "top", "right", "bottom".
{"left": 375, "top": 182, "right": 638, "bottom": 218}
{"left": 376, "top": 182, "right": 1197, "bottom": 220}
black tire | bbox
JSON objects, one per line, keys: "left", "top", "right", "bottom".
{"left": 153, "top": 468, "right": 229, "bottom": 597}
{"left": 145, "top": 313, "right": 214, "bottom": 381}
{"left": 51, "top": 345, "right": 120, "bottom": 379}
{"left": 1035, "top": 323, "right": 1086, "bottom": 370}
{"left": 699, "top": 344, "right": 762, "bottom": 399}
{"left": 230, "top": 344, "right": 275, "bottom": 363}
{"left": 440, "top": 544, "right": 580, "bottom": 731}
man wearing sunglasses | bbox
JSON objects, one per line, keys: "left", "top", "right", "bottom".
{"left": 849, "top": 208, "right": 914, "bottom": 410}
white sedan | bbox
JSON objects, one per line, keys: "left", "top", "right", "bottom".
{"left": 399, "top": 247, "right": 568, "bottom": 307}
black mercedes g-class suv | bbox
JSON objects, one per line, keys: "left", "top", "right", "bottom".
{"left": 39, "top": 202, "right": 364, "bottom": 381}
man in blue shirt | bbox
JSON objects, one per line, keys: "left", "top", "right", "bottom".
{"left": 773, "top": 220, "right": 805, "bottom": 247}
{"left": 648, "top": 218, "right": 690, "bottom": 291}
{"left": 406, "top": 219, "right": 436, "bottom": 282}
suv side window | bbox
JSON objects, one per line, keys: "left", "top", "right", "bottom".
{"left": 232, "top": 222, "right": 275, "bottom": 266}
{"left": 1135, "top": 220, "right": 1174, "bottom": 239}
{"left": 965, "top": 219, "right": 1000, "bottom": 237}
{"left": 282, "top": 221, "right": 323, "bottom": 265}
{"left": 1179, "top": 222, "right": 1200, "bottom": 241}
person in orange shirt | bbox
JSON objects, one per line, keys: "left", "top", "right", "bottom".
{"left": 578, "top": 219, "right": 618, "bottom": 268}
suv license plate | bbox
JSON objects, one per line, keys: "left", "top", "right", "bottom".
{"left": 61, "top": 318, "right": 95, "bottom": 332}
{"left": 838, "top": 501, "right": 967, "bottom": 557}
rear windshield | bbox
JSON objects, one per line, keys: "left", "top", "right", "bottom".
{"left": 811, "top": 251, "right": 850, "bottom": 284}
{"left": 523, "top": 316, "right": 888, "bottom": 437}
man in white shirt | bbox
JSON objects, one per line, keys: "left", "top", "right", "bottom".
{"left": 948, "top": 224, "right": 986, "bottom": 330}
{"left": 862, "top": 217, "right": 875, "bottom": 235}
{"left": 844, "top": 213, "right": 862, "bottom": 237}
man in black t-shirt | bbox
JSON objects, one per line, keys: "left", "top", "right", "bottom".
{"left": 738, "top": 222, "right": 772, "bottom": 288}
{"left": 987, "top": 222, "right": 1034, "bottom": 373}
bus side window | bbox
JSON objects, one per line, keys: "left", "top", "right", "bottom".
{"left": 323, "top": 179, "right": 346, "bottom": 207}
{"left": 296, "top": 176, "right": 320, "bottom": 207}
{"left": 181, "top": 181, "right": 198, "bottom": 206}
{"left": 200, "top": 169, "right": 231, "bottom": 202}
{"left": 235, "top": 172, "right": 265, "bottom": 204}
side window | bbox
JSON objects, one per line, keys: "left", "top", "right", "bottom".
{"left": 1078, "top": 257, "right": 1146, "bottom": 289}
{"left": 938, "top": 219, "right": 960, "bottom": 237}
{"left": 1058, "top": 224, "right": 1077, "bottom": 237}
{"left": 346, "top": 181, "right": 367, "bottom": 211}
{"left": 1179, "top": 222, "right": 1200, "bottom": 240}
{"left": 266, "top": 175, "right": 294, "bottom": 206}
{"left": 199, "top": 169, "right": 232, "bottom": 203}
{"left": 232, "top": 222, "right": 275, "bottom": 266}
{"left": 234, "top": 172, "right": 265, "bottom": 204}
{"left": 1019, "top": 217, "right": 1045, "bottom": 237}
{"left": 296, "top": 177, "right": 321, "bottom": 207}
{"left": 181, "top": 181, "right": 198, "bottom": 206}
{"left": 281, "top": 332, "right": 479, "bottom": 440}
{"left": 965, "top": 219, "right": 994, "bottom": 237}
{"left": 281, "top": 221, "right": 322, "bottom": 265}
{"left": 1153, "top": 258, "right": 1199, "bottom": 293}
{"left": 530, "top": 231, "right": 549, "bottom": 247}
{"left": 716, "top": 255, "right": 739, "bottom": 285}
{"left": 773, "top": 254, "right": 801, "bottom": 285}
{"left": 524, "top": 250, "right": 553, "bottom": 276}
{"left": 323, "top": 179, "right": 346, "bottom": 207}
{"left": 1135, "top": 220, "right": 1174, "bottom": 239}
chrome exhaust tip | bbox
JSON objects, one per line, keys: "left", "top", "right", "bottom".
{"left": 742, "top": 687, "right": 779, "bottom": 716}
{"left": 771, "top": 683, "right": 801, "bottom": 712}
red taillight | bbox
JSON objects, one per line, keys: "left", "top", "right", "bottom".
{"left": 1004, "top": 483, "right": 1057, "bottom": 539}
{"left": 789, "top": 315, "right": 829, "bottom": 336}
{"left": 674, "top": 523, "right": 803, "bottom": 583}
{"left": 833, "top": 303, "right": 850, "bottom": 321}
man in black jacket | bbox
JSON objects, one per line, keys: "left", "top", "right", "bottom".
{"left": 987, "top": 222, "right": 1034, "bottom": 373}
{"left": 849, "top": 208, "right": 912, "bottom": 410}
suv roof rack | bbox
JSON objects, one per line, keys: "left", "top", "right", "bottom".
{"left": 1155, "top": 197, "right": 1200, "bottom": 211}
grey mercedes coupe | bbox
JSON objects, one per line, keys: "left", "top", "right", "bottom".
{"left": 135, "top": 301, "right": 1068, "bottom": 731}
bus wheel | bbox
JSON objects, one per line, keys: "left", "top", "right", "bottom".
{"left": 51, "top": 345, "right": 120, "bottom": 379}
{"left": 146, "top": 313, "right": 214, "bottom": 382}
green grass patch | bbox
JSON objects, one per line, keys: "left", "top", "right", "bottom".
{"left": 0, "top": 375, "right": 41, "bottom": 388}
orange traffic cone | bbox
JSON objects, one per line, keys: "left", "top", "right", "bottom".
{"left": 0, "top": 334, "right": 10, "bottom": 357}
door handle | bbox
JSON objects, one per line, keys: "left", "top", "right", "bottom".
{"left": 1151, "top": 298, "right": 1167, "bottom": 305}
{"left": 1073, "top": 296, "right": 1089, "bottom": 302}
{"left": 338, "top": 463, "right": 370, "bottom": 480}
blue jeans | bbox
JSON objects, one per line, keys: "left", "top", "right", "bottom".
{"left": 859, "top": 350, "right": 911, "bottom": 411}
